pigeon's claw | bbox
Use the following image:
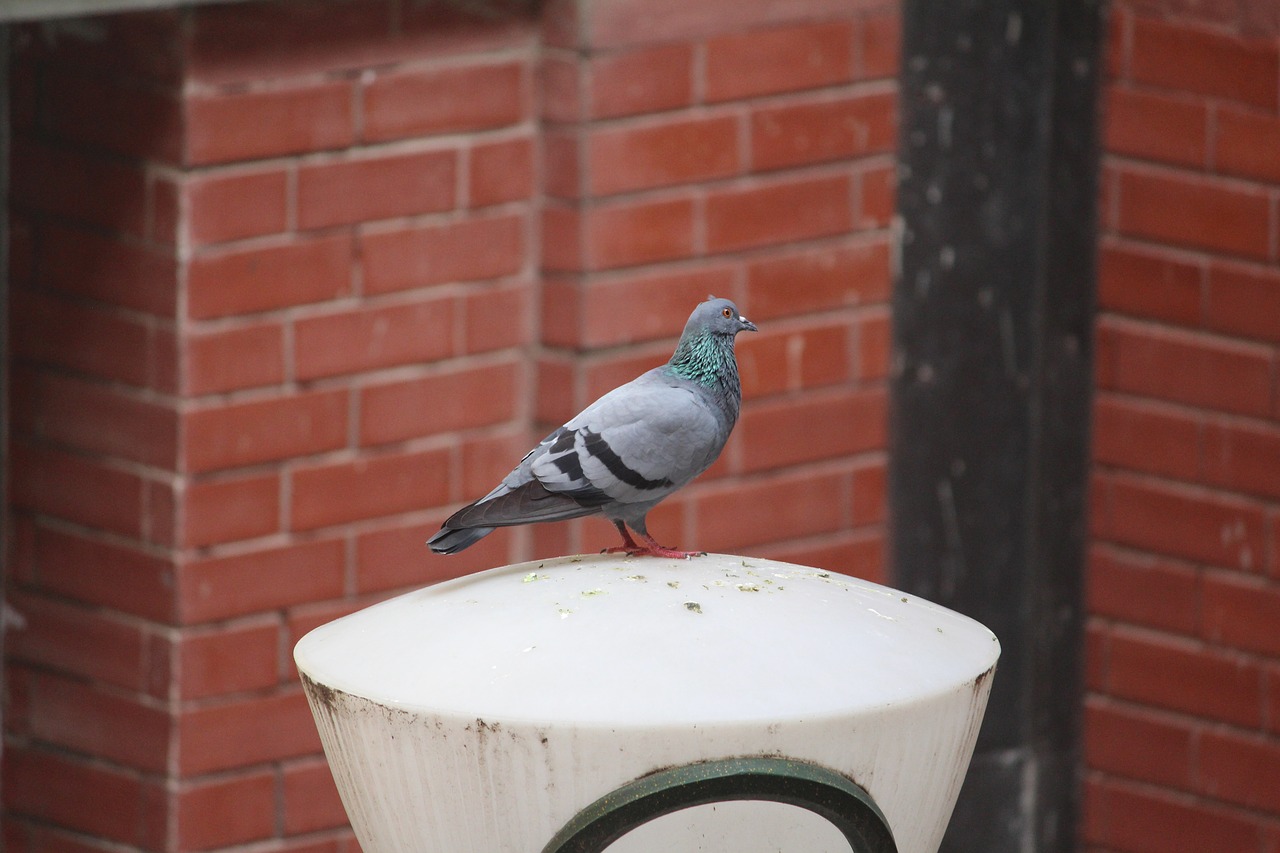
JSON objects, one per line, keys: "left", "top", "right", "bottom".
{"left": 602, "top": 524, "right": 705, "bottom": 560}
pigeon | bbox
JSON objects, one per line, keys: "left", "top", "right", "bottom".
{"left": 428, "top": 297, "right": 757, "bottom": 558}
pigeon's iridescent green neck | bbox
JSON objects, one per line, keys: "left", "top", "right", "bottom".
{"left": 665, "top": 329, "right": 739, "bottom": 387}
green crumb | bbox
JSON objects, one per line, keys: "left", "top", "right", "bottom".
{"left": 737, "top": 583, "right": 761, "bottom": 593}
{"left": 581, "top": 588, "right": 606, "bottom": 598}
{"left": 684, "top": 602, "right": 703, "bottom": 613}
{"left": 523, "top": 572, "right": 548, "bottom": 583}
{"left": 667, "top": 581, "right": 680, "bottom": 589}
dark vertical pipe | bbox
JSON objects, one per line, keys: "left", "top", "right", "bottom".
{"left": 0, "top": 23, "right": 10, "bottom": 794}
{"left": 890, "top": 2, "right": 1103, "bottom": 851}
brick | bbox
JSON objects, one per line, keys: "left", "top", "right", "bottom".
{"left": 1103, "top": 87, "right": 1208, "bottom": 169}
{"left": 851, "top": 460, "right": 886, "bottom": 525}
{"left": 297, "top": 149, "right": 457, "bottom": 229}
{"left": 360, "top": 361, "right": 519, "bottom": 446}
{"left": 12, "top": 370, "right": 178, "bottom": 469}
{"left": 183, "top": 389, "right": 348, "bottom": 473}
{"left": 1091, "top": 394, "right": 1201, "bottom": 481}
{"left": 185, "top": 322, "right": 286, "bottom": 395}
{"left": 1204, "top": 419, "right": 1280, "bottom": 501}
{"left": 178, "top": 539, "right": 346, "bottom": 624}
{"left": 705, "top": 21, "right": 855, "bottom": 102}
{"left": 1084, "top": 699, "right": 1194, "bottom": 788}
{"left": 535, "top": 355, "right": 578, "bottom": 427}
{"left": 580, "top": 345, "right": 688, "bottom": 403}
{"left": 364, "top": 62, "right": 526, "bottom": 141}
{"left": 1098, "top": 241, "right": 1202, "bottom": 326}
{"left": 746, "top": 239, "right": 891, "bottom": 319}
{"left": 739, "top": 389, "right": 887, "bottom": 473}
{"left": 186, "top": 81, "right": 355, "bottom": 165}
{"left": 283, "top": 760, "right": 349, "bottom": 835}
{"left": 590, "top": 43, "right": 694, "bottom": 119}
{"left": 177, "top": 771, "right": 276, "bottom": 851}
{"left": 460, "top": 430, "right": 531, "bottom": 499}
{"left": 588, "top": 116, "right": 741, "bottom": 195}
{"left": 1090, "top": 778, "right": 1261, "bottom": 853}
{"left": 38, "top": 222, "right": 177, "bottom": 316}
{"left": 45, "top": 68, "right": 182, "bottom": 163}
{"left": 25, "top": 673, "right": 169, "bottom": 773}
{"left": 543, "top": 130, "right": 582, "bottom": 199}
{"left": 1130, "top": 17, "right": 1279, "bottom": 110}
{"left": 583, "top": 0, "right": 853, "bottom": 48}
{"left": 1215, "top": 106, "right": 1280, "bottom": 183}
{"left": 587, "top": 197, "right": 696, "bottom": 269}
{"left": 695, "top": 470, "right": 847, "bottom": 551}
{"left": 856, "top": 308, "right": 891, "bottom": 381}
{"left": 187, "top": 233, "right": 353, "bottom": 320}
{"left": 4, "top": 593, "right": 147, "bottom": 690}
{"left": 178, "top": 622, "right": 281, "bottom": 701}
{"left": 1196, "top": 730, "right": 1280, "bottom": 812}
{"left": 859, "top": 12, "right": 901, "bottom": 80}
{"left": 290, "top": 447, "right": 453, "bottom": 530}
{"left": 10, "top": 442, "right": 144, "bottom": 539}
{"left": 1116, "top": 168, "right": 1271, "bottom": 260}
{"left": 579, "top": 267, "right": 736, "bottom": 348}
{"left": 149, "top": 177, "right": 180, "bottom": 251}
{"left": 751, "top": 91, "right": 896, "bottom": 172}
{"left": 1107, "top": 474, "right": 1265, "bottom": 571}
{"left": 11, "top": 137, "right": 147, "bottom": 237}
{"left": 187, "top": 168, "right": 289, "bottom": 246}
{"left": 1205, "top": 262, "right": 1280, "bottom": 344}
{"left": 856, "top": 160, "right": 895, "bottom": 227}
{"left": 182, "top": 473, "right": 281, "bottom": 548}
{"left": 463, "top": 282, "right": 533, "bottom": 354}
{"left": 178, "top": 690, "right": 320, "bottom": 776}
{"left": 706, "top": 176, "right": 852, "bottom": 253}
{"left": 1201, "top": 572, "right": 1280, "bottom": 657}
{"left": 11, "top": 289, "right": 151, "bottom": 387}
{"left": 469, "top": 136, "right": 535, "bottom": 207}
{"left": 540, "top": 54, "right": 581, "bottom": 123}
{"left": 356, "top": 517, "right": 508, "bottom": 593}
{"left": 738, "top": 322, "right": 852, "bottom": 399}
{"left": 1107, "top": 628, "right": 1263, "bottom": 727}
{"left": 3, "top": 747, "right": 161, "bottom": 846}
{"left": 1096, "top": 319, "right": 1273, "bottom": 418}
{"left": 1087, "top": 545, "right": 1200, "bottom": 634}
{"left": 294, "top": 297, "right": 455, "bottom": 380}
{"left": 29, "top": 526, "right": 175, "bottom": 622}
{"left": 542, "top": 204, "right": 583, "bottom": 271}
{"left": 362, "top": 214, "right": 524, "bottom": 295}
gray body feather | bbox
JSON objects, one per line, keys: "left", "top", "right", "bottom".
{"left": 428, "top": 298, "right": 756, "bottom": 555}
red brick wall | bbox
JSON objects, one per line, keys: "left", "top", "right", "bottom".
{"left": 2, "top": 0, "right": 897, "bottom": 850}
{"left": 1086, "top": 3, "right": 1280, "bottom": 851}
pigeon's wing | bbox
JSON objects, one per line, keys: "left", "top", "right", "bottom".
{"left": 436, "top": 373, "right": 724, "bottom": 535}
{"left": 530, "top": 376, "right": 726, "bottom": 508}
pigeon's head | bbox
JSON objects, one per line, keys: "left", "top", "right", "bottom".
{"left": 690, "top": 296, "right": 758, "bottom": 338}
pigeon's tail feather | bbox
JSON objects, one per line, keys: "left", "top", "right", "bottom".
{"left": 428, "top": 482, "right": 600, "bottom": 554}
{"left": 427, "top": 525, "right": 494, "bottom": 555}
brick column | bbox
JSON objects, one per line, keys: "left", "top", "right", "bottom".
{"left": 3, "top": 1, "right": 901, "bottom": 850}
{"left": 5, "top": 3, "right": 539, "bottom": 849}
{"left": 533, "top": 0, "right": 899, "bottom": 563}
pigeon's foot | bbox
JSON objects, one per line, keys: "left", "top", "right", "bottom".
{"left": 603, "top": 524, "right": 705, "bottom": 559}
{"left": 602, "top": 543, "right": 706, "bottom": 559}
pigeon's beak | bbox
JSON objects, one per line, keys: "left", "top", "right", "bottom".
{"left": 739, "top": 315, "right": 758, "bottom": 333}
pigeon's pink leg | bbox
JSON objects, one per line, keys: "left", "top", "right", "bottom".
{"left": 603, "top": 522, "right": 705, "bottom": 559}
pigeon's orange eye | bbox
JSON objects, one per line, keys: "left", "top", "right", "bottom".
{"left": 722, "top": 307, "right": 732, "bottom": 318}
